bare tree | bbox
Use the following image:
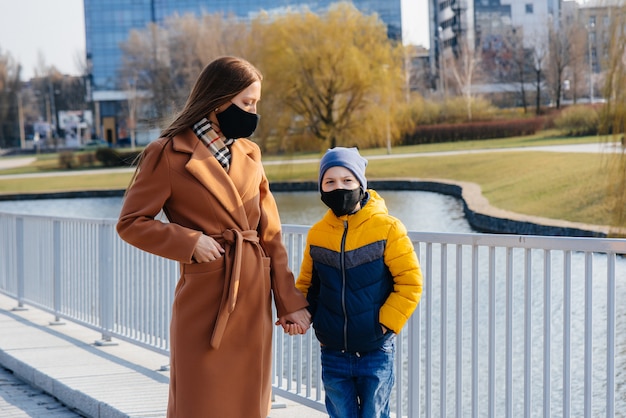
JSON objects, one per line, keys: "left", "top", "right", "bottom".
{"left": 500, "top": 28, "right": 531, "bottom": 112}
{"left": 448, "top": 38, "right": 482, "bottom": 120}
{"left": 0, "top": 49, "right": 23, "bottom": 148}
{"left": 564, "top": 21, "right": 588, "bottom": 104}
{"left": 546, "top": 21, "right": 570, "bottom": 108}
{"left": 529, "top": 36, "right": 547, "bottom": 115}
{"left": 119, "top": 13, "right": 248, "bottom": 129}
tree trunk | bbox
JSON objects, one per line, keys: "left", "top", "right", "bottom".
{"left": 535, "top": 69, "right": 541, "bottom": 115}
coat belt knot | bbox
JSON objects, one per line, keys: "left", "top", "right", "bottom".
{"left": 210, "top": 229, "right": 260, "bottom": 349}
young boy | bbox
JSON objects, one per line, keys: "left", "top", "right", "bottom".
{"left": 295, "top": 147, "right": 423, "bottom": 418}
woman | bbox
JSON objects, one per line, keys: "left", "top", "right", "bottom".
{"left": 116, "top": 56, "right": 311, "bottom": 418}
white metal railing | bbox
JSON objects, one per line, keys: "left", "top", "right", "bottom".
{"left": 1, "top": 212, "right": 625, "bottom": 417}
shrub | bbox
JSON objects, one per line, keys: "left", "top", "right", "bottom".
{"left": 95, "top": 148, "right": 142, "bottom": 167}
{"left": 553, "top": 105, "right": 599, "bottom": 136}
{"left": 77, "top": 153, "right": 96, "bottom": 167}
{"left": 402, "top": 117, "right": 546, "bottom": 145}
{"left": 436, "top": 96, "right": 498, "bottom": 124}
{"left": 58, "top": 151, "right": 75, "bottom": 169}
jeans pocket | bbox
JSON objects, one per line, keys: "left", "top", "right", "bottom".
{"left": 379, "top": 333, "right": 396, "bottom": 354}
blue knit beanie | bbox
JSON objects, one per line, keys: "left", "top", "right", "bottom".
{"left": 318, "top": 147, "right": 368, "bottom": 190}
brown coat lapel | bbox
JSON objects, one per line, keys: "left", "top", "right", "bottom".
{"left": 171, "top": 130, "right": 249, "bottom": 230}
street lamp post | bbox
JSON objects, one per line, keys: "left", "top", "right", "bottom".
{"left": 127, "top": 78, "right": 138, "bottom": 150}
{"left": 16, "top": 91, "right": 25, "bottom": 149}
{"left": 438, "top": 26, "right": 447, "bottom": 96}
{"left": 48, "top": 83, "right": 58, "bottom": 138}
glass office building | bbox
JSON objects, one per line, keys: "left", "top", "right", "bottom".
{"left": 85, "top": 0, "right": 402, "bottom": 92}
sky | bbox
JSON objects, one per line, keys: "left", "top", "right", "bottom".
{"left": 0, "top": 0, "right": 86, "bottom": 80}
{"left": 0, "top": 0, "right": 429, "bottom": 81}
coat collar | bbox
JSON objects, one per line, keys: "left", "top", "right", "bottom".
{"left": 171, "top": 129, "right": 249, "bottom": 230}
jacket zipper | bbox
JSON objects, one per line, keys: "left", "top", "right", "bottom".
{"left": 341, "top": 219, "right": 348, "bottom": 352}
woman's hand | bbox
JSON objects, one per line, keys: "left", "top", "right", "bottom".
{"left": 275, "top": 308, "right": 311, "bottom": 335}
{"left": 192, "top": 234, "right": 225, "bottom": 263}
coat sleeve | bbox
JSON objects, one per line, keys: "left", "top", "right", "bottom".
{"left": 379, "top": 220, "right": 423, "bottom": 334}
{"left": 257, "top": 167, "right": 308, "bottom": 317}
{"left": 116, "top": 140, "right": 201, "bottom": 263}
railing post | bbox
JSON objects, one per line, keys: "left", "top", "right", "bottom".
{"left": 584, "top": 252, "right": 593, "bottom": 417}
{"left": 95, "top": 222, "right": 117, "bottom": 346}
{"left": 49, "top": 220, "right": 65, "bottom": 325}
{"left": 425, "top": 242, "right": 433, "bottom": 417}
{"left": 607, "top": 253, "right": 616, "bottom": 418}
{"left": 12, "top": 217, "right": 27, "bottom": 311}
{"left": 410, "top": 242, "right": 422, "bottom": 418}
{"left": 524, "top": 248, "right": 533, "bottom": 417}
{"left": 543, "top": 250, "right": 552, "bottom": 418}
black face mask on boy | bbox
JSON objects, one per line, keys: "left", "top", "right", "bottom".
{"left": 320, "top": 188, "right": 364, "bottom": 217}
{"left": 216, "top": 103, "right": 260, "bottom": 139}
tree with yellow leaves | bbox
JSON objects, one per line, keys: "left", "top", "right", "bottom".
{"left": 601, "top": 4, "right": 626, "bottom": 235}
{"left": 251, "top": 2, "right": 404, "bottom": 151}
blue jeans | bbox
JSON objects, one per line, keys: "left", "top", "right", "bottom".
{"left": 320, "top": 335, "right": 395, "bottom": 418}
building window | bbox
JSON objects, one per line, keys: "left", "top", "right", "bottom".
{"left": 525, "top": 3, "right": 533, "bottom": 14}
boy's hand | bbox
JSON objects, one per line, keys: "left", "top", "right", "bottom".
{"left": 276, "top": 308, "right": 311, "bottom": 335}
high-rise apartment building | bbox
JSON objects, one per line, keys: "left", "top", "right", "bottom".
{"left": 429, "top": 0, "right": 560, "bottom": 96}
{"left": 83, "top": 0, "right": 403, "bottom": 141}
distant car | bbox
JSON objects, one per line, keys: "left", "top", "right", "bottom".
{"left": 83, "top": 139, "right": 109, "bottom": 149}
{"left": 116, "top": 137, "right": 131, "bottom": 147}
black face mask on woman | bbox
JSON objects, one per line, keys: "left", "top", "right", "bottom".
{"left": 216, "top": 103, "right": 260, "bottom": 139}
{"left": 320, "top": 188, "right": 364, "bottom": 217}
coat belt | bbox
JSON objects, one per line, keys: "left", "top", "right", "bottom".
{"left": 210, "top": 228, "right": 260, "bottom": 349}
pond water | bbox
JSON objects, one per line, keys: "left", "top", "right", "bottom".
{"left": 0, "top": 190, "right": 474, "bottom": 233}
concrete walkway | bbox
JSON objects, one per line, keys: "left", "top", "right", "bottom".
{"left": 0, "top": 157, "right": 36, "bottom": 171}
{"left": 0, "top": 293, "right": 326, "bottom": 418}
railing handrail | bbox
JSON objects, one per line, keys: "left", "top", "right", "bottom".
{"left": 284, "top": 223, "right": 626, "bottom": 252}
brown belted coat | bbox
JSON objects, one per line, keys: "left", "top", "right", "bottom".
{"left": 116, "top": 130, "right": 308, "bottom": 418}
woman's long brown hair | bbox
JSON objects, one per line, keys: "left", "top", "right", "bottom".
{"left": 126, "top": 56, "right": 263, "bottom": 190}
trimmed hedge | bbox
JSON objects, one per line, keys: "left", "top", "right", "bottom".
{"left": 402, "top": 117, "right": 546, "bottom": 145}
{"left": 95, "top": 148, "right": 142, "bottom": 167}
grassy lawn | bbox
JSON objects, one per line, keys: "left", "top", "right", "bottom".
{"left": 0, "top": 171, "right": 135, "bottom": 195}
{"left": 264, "top": 151, "right": 623, "bottom": 228}
{"left": 1, "top": 134, "right": 624, "bottom": 228}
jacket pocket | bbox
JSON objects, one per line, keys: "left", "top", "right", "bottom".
{"left": 175, "top": 258, "right": 226, "bottom": 300}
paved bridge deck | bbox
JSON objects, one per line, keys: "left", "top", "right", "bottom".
{"left": 0, "top": 293, "right": 324, "bottom": 418}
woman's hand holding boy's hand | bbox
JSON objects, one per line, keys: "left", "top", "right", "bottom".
{"left": 275, "top": 308, "right": 311, "bottom": 335}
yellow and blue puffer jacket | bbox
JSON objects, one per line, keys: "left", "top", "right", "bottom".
{"left": 296, "top": 190, "right": 423, "bottom": 353}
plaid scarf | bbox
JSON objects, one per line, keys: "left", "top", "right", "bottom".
{"left": 192, "top": 118, "right": 235, "bottom": 171}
